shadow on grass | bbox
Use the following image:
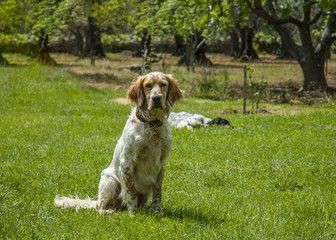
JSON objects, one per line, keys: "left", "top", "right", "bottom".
{"left": 1, "top": 63, "right": 34, "bottom": 67}
{"left": 163, "top": 206, "right": 226, "bottom": 225}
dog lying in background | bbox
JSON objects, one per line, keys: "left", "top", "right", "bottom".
{"left": 168, "top": 112, "right": 233, "bottom": 130}
{"left": 54, "top": 72, "right": 183, "bottom": 215}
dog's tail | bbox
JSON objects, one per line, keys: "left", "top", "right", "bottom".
{"left": 54, "top": 196, "right": 99, "bottom": 211}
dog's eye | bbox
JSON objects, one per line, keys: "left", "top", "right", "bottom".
{"left": 160, "top": 83, "right": 167, "bottom": 87}
{"left": 145, "top": 83, "right": 152, "bottom": 88}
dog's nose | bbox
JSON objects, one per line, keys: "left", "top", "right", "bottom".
{"left": 151, "top": 95, "right": 163, "bottom": 109}
{"left": 152, "top": 95, "right": 162, "bottom": 103}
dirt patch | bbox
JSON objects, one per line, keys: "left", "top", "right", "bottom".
{"left": 111, "top": 98, "right": 132, "bottom": 105}
{"left": 50, "top": 53, "right": 336, "bottom": 105}
{"left": 221, "top": 107, "right": 272, "bottom": 115}
{"left": 82, "top": 82, "right": 127, "bottom": 90}
{"left": 219, "top": 107, "right": 302, "bottom": 115}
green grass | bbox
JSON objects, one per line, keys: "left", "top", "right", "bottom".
{"left": 1, "top": 63, "right": 336, "bottom": 239}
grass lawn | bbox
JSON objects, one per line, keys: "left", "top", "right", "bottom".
{"left": 1, "top": 57, "right": 336, "bottom": 239}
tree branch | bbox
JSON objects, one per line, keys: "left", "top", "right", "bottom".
{"left": 244, "top": 0, "right": 302, "bottom": 26}
{"left": 322, "top": 11, "right": 336, "bottom": 16}
{"left": 315, "top": 15, "right": 336, "bottom": 59}
{"left": 308, "top": 10, "right": 322, "bottom": 25}
{"left": 331, "top": 33, "right": 336, "bottom": 40}
{"left": 303, "top": 0, "right": 312, "bottom": 24}
{"left": 194, "top": 26, "right": 218, "bottom": 53}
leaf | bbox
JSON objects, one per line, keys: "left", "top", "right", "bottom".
{"left": 281, "top": 3, "right": 292, "bottom": 18}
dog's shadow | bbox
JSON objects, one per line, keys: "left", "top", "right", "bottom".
{"left": 103, "top": 205, "right": 226, "bottom": 226}
{"left": 149, "top": 206, "right": 226, "bottom": 225}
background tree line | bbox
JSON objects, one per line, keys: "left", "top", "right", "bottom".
{"left": 0, "top": 0, "right": 336, "bottom": 91}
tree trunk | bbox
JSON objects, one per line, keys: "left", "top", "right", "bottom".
{"left": 81, "top": 17, "right": 106, "bottom": 58}
{"left": 273, "top": 25, "right": 296, "bottom": 59}
{"left": 87, "top": 17, "right": 106, "bottom": 58}
{"left": 172, "top": 34, "right": 185, "bottom": 56}
{"left": 36, "top": 31, "right": 56, "bottom": 65}
{"left": 300, "top": 60, "right": 327, "bottom": 90}
{"left": 246, "top": 0, "right": 336, "bottom": 91}
{"left": 133, "top": 29, "right": 151, "bottom": 58}
{"left": 298, "top": 25, "right": 328, "bottom": 90}
{"left": 186, "top": 42, "right": 195, "bottom": 72}
{"left": 0, "top": 52, "right": 9, "bottom": 65}
{"left": 265, "top": 0, "right": 296, "bottom": 59}
{"left": 177, "top": 46, "right": 212, "bottom": 71}
{"left": 177, "top": 33, "right": 212, "bottom": 71}
{"left": 239, "top": 26, "right": 259, "bottom": 61}
{"left": 142, "top": 34, "right": 152, "bottom": 71}
{"left": 133, "top": 29, "right": 153, "bottom": 71}
{"left": 72, "top": 29, "right": 84, "bottom": 56}
{"left": 229, "top": 30, "right": 240, "bottom": 57}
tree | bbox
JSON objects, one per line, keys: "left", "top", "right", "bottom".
{"left": 243, "top": 0, "right": 336, "bottom": 90}
{"left": 172, "top": 34, "right": 185, "bottom": 56}
{"left": 55, "top": 0, "right": 107, "bottom": 58}
{"left": 226, "top": 3, "right": 260, "bottom": 61}
{"left": 133, "top": 0, "right": 163, "bottom": 70}
{"left": 86, "top": 16, "right": 106, "bottom": 58}
{"left": 54, "top": 0, "right": 88, "bottom": 56}
{"left": 237, "top": 13, "right": 261, "bottom": 61}
{"left": 0, "top": 0, "right": 22, "bottom": 65}
{"left": 135, "top": 0, "right": 228, "bottom": 72}
{"left": 158, "top": 0, "right": 222, "bottom": 71}
{"left": 272, "top": 24, "right": 297, "bottom": 59}
{"left": 55, "top": 0, "right": 133, "bottom": 58}
{"left": 31, "top": 0, "right": 59, "bottom": 64}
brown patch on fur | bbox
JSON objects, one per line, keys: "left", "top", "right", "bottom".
{"left": 152, "top": 169, "right": 164, "bottom": 213}
{"left": 122, "top": 168, "right": 137, "bottom": 201}
{"left": 166, "top": 75, "right": 184, "bottom": 106}
{"left": 127, "top": 76, "right": 146, "bottom": 107}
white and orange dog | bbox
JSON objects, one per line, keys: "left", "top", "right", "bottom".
{"left": 54, "top": 72, "right": 183, "bottom": 214}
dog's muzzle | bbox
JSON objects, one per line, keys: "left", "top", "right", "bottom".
{"left": 150, "top": 95, "right": 163, "bottom": 109}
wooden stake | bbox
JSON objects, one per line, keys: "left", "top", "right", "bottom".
{"left": 243, "top": 65, "right": 247, "bottom": 114}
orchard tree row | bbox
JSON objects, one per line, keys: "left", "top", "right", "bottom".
{"left": 0, "top": 0, "right": 335, "bottom": 90}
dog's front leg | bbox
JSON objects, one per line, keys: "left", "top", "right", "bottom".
{"left": 152, "top": 167, "right": 165, "bottom": 215}
{"left": 120, "top": 163, "right": 138, "bottom": 214}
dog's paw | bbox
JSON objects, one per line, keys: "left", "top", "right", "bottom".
{"left": 99, "top": 209, "right": 115, "bottom": 215}
{"left": 127, "top": 206, "right": 138, "bottom": 217}
{"left": 152, "top": 207, "right": 164, "bottom": 216}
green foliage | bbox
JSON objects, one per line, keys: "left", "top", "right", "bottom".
{"left": 94, "top": 0, "right": 135, "bottom": 33}
{"left": 53, "top": 0, "right": 89, "bottom": 36}
{"left": 161, "top": 0, "right": 225, "bottom": 39}
{"left": 317, "top": 0, "right": 336, "bottom": 11}
{"left": 134, "top": 0, "right": 165, "bottom": 40}
{"left": 247, "top": 66, "right": 268, "bottom": 113}
{"left": 134, "top": 0, "right": 230, "bottom": 44}
{"left": 0, "top": 0, "right": 30, "bottom": 34}
{"left": 31, "top": 0, "right": 57, "bottom": 38}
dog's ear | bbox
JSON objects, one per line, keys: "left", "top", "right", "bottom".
{"left": 166, "top": 74, "right": 184, "bottom": 106}
{"left": 127, "top": 76, "right": 145, "bottom": 107}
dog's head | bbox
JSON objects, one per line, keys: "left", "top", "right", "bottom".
{"left": 127, "top": 72, "right": 183, "bottom": 111}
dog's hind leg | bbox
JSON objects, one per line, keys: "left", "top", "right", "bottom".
{"left": 98, "top": 168, "right": 121, "bottom": 211}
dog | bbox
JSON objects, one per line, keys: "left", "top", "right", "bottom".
{"left": 168, "top": 112, "right": 233, "bottom": 130}
{"left": 54, "top": 72, "right": 183, "bottom": 215}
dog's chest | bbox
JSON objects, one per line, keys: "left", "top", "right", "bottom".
{"left": 136, "top": 131, "right": 170, "bottom": 166}
{"left": 133, "top": 129, "right": 171, "bottom": 187}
